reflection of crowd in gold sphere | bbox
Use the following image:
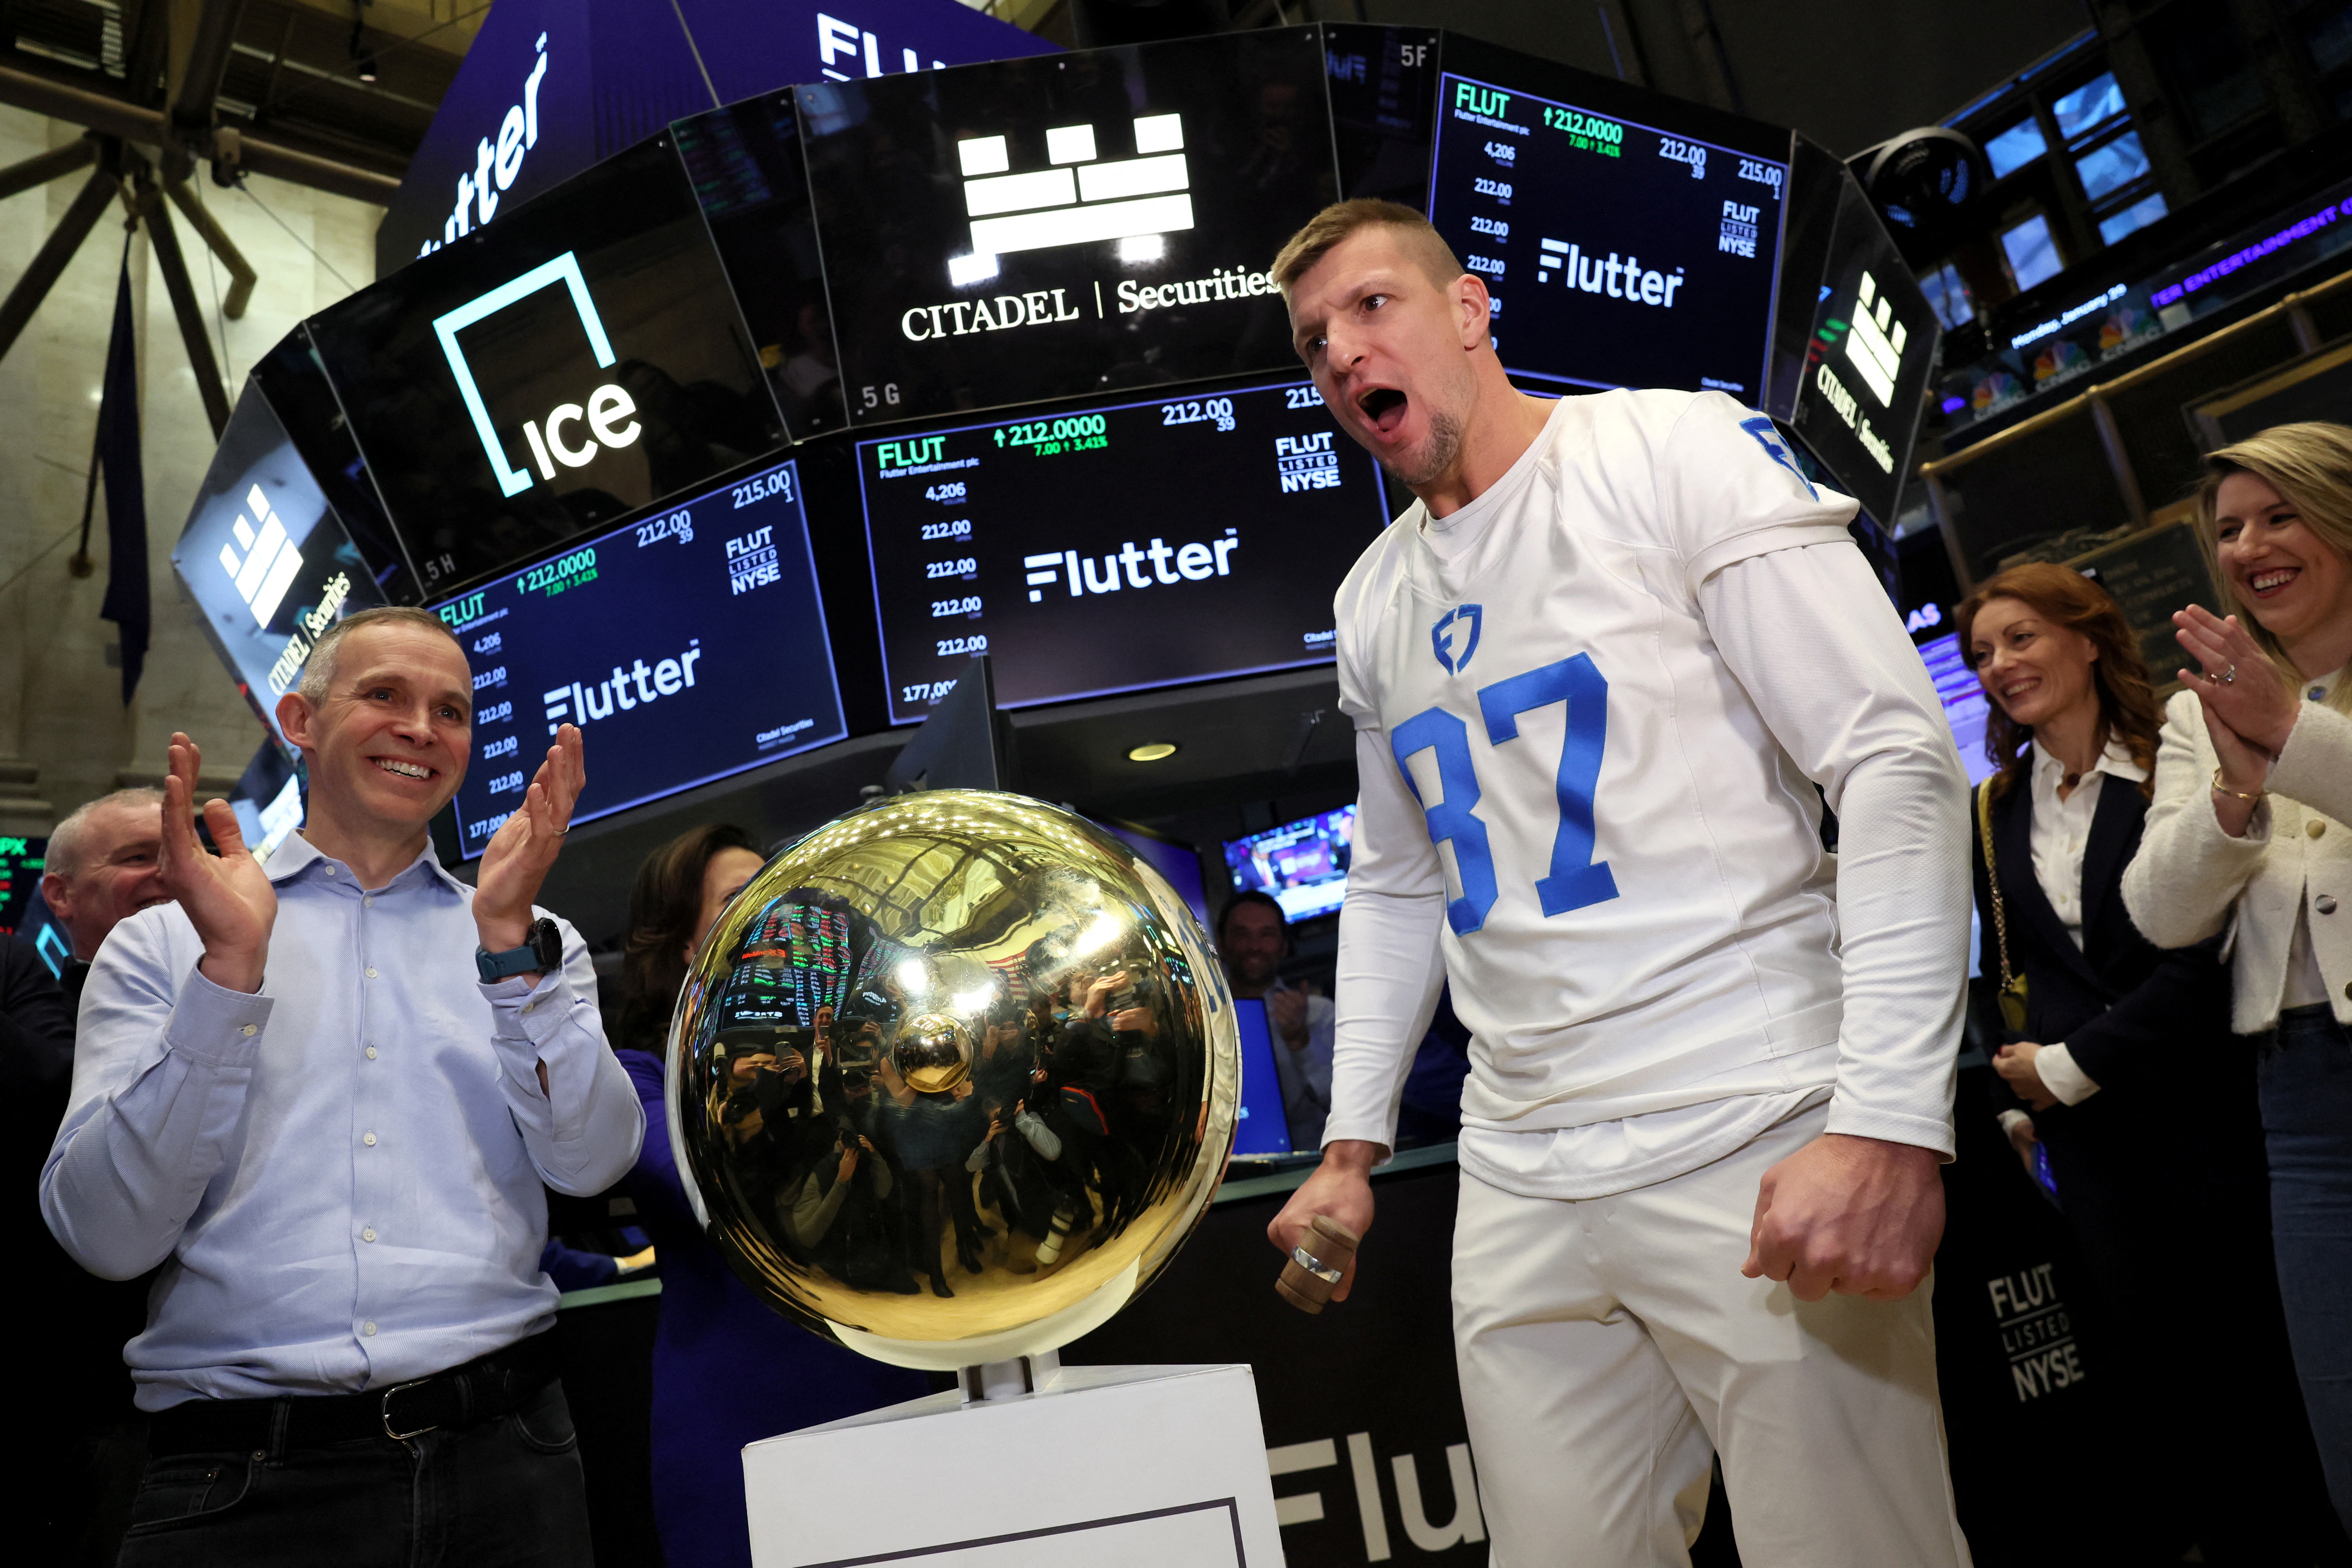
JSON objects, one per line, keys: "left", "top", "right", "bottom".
{"left": 668, "top": 791, "right": 1238, "bottom": 1364}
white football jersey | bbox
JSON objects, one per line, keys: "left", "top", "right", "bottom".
{"left": 1334, "top": 389, "right": 1875, "bottom": 1135}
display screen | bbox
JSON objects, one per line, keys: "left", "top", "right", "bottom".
{"left": 433, "top": 457, "right": 845, "bottom": 856}
{"left": 673, "top": 93, "right": 846, "bottom": 441}
{"left": 1100, "top": 822, "right": 1212, "bottom": 935}
{"left": 801, "top": 28, "right": 1336, "bottom": 427}
{"left": 858, "top": 378, "right": 1390, "bottom": 724}
{"left": 0, "top": 833, "right": 44, "bottom": 938}
{"left": 311, "top": 135, "right": 787, "bottom": 601}
{"left": 171, "top": 387, "right": 388, "bottom": 746}
{"left": 1225, "top": 804, "right": 1356, "bottom": 923}
{"left": 1231, "top": 997, "right": 1301, "bottom": 1157}
{"left": 1426, "top": 44, "right": 1788, "bottom": 401}
{"left": 1919, "top": 632, "right": 1995, "bottom": 786}
{"left": 1786, "top": 170, "right": 1940, "bottom": 522}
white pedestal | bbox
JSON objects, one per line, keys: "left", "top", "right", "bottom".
{"left": 742, "top": 1364, "right": 1285, "bottom": 1567}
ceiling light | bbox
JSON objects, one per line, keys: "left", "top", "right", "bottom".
{"left": 1127, "top": 742, "right": 1177, "bottom": 762}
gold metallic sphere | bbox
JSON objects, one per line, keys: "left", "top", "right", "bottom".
{"left": 667, "top": 789, "right": 1241, "bottom": 1370}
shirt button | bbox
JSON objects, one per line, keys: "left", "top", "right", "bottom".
{"left": 362, "top": 1321, "right": 376, "bottom": 1336}
{"left": 366, "top": 967, "right": 379, "bottom": 979}
{"left": 2322, "top": 896, "right": 2341, "bottom": 916}
{"left": 241, "top": 1024, "right": 258, "bottom": 1037}
{"left": 2310, "top": 821, "right": 2328, "bottom": 839}
{"left": 365, "top": 1046, "right": 379, "bottom": 1059}
{"left": 363, "top": 1132, "right": 377, "bottom": 1147}
{"left": 324, "top": 866, "right": 336, "bottom": 877}
{"left": 364, "top": 896, "right": 375, "bottom": 908}
{"left": 362, "top": 1227, "right": 376, "bottom": 1242}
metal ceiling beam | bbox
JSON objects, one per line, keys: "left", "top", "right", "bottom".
{"left": 131, "top": 156, "right": 235, "bottom": 437}
{"left": 0, "top": 134, "right": 97, "bottom": 203}
{"left": 0, "top": 61, "right": 401, "bottom": 204}
{"left": 0, "top": 156, "right": 123, "bottom": 366}
{"left": 164, "top": 177, "right": 256, "bottom": 317}
{"left": 172, "top": 0, "right": 251, "bottom": 135}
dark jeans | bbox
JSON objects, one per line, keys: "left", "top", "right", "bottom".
{"left": 2262, "top": 1004, "right": 2352, "bottom": 1530}
{"left": 117, "top": 1378, "right": 593, "bottom": 1568}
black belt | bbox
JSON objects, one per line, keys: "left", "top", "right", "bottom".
{"left": 148, "top": 1331, "right": 561, "bottom": 1457}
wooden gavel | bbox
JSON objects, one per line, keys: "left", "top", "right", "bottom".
{"left": 1276, "top": 1215, "right": 1360, "bottom": 1314}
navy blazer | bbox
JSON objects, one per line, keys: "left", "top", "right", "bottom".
{"left": 1969, "top": 769, "right": 2231, "bottom": 1103}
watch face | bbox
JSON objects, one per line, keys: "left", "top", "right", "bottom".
{"left": 530, "top": 917, "right": 563, "bottom": 970}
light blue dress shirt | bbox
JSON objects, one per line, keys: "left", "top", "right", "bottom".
{"left": 41, "top": 832, "right": 643, "bottom": 1411}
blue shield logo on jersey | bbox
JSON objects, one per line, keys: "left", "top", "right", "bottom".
{"left": 1739, "top": 415, "right": 1818, "bottom": 501}
{"left": 1432, "top": 604, "right": 1483, "bottom": 675}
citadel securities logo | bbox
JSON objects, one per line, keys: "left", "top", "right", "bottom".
{"left": 432, "top": 251, "right": 643, "bottom": 497}
{"left": 214, "top": 483, "right": 306, "bottom": 627}
{"left": 1842, "top": 271, "right": 1909, "bottom": 405}
{"left": 1432, "top": 604, "right": 1483, "bottom": 675}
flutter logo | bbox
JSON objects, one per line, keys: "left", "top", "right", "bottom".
{"left": 432, "top": 252, "right": 642, "bottom": 497}
{"left": 215, "top": 483, "right": 303, "bottom": 628}
{"left": 950, "top": 113, "right": 1192, "bottom": 278}
{"left": 1022, "top": 529, "right": 1239, "bottom": 600}
{"left": 540, "top": 641, "right": 705, "bottom": 734}
{"left": 417, "top": 31, "right": 550, "bottom": 258}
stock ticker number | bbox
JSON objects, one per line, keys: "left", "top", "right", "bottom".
{"left": 922, "top": 519, "right": 974, "bottom": 541}
{"left": 477, "top": 700, "right": 513, "bottom": 726}
{"left": 1160, "top": 397, "right": 1236, "bottom": 431}
{"left": 935, "top": 635, "right": 988, "bottom": 657}
{"left": 732, "top": 470, "right": 794, "bottom": 508}
{"left": 1285, "top": 385, "right": 1326, "bottom": 409}
{"left": 1473, "top": 176, "right": 1512, "bottom": 202}
{"left": 902, "top": 679, "right": 961, "bottom": 705}
{"left": 925, "top": 482, "right": 967, "bottom": 503}
{"left": 635, "top": 509, "right": 693, "bottom": 548}
{"left": 931, "top": 596, "right": 984, "bottom": 618}
{"left": 485, "top": 769, "right": 526, "bottom": 797}
{"left": 518, "top": 548, "right": 597, "bottom": 598}
{"left": 926, "top": 557, "right": 979, "bottom": 579}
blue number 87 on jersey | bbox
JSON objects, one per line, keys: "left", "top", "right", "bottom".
{"left": 1390, "top": 653, "right": 1620, "bottom": 936}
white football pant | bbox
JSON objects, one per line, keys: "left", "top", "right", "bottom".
{"left": 1451, "top": 1104, "right": 1971, "bottom": 1567}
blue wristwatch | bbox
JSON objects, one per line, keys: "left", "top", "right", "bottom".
{"left": 477, "top": 917, "right": 561, "bottom": 983}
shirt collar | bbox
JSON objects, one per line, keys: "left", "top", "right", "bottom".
{"left": 2030, "top": 735, "right": 2147, "bottom": 789}
{"left": 263, "top": 829, "right": 468, "bottom": 896}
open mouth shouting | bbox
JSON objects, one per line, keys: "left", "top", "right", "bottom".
{"left": 1356, "top": 385, "right": 1408, "bottom": 440}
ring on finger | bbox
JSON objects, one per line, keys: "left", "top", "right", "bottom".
{"left": 2221, "top": 664, "right": 2237, "bottom": 684}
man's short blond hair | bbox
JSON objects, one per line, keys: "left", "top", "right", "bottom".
{"left": 296, "top": 605, "right": 467, "bottom": 706}
{"left": 1270, "top": 199, "right": 1465, "bottom": 297}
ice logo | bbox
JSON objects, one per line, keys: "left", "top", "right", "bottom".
{"left": 946, "top": 114, "right": 1193, "bottom": 286}
{"left": 1432, "top": 603, "right": 1483, "bottom": 675}
{"left": 1844, "top": 271, "right": 1909, "bottom": 405}
{"left": 215, "top": 484, "right": 304, "bottom": 628}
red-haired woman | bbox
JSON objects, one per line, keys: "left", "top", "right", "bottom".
{"left": 1962, "top": 563, "right": 2334, "bottom": 1560}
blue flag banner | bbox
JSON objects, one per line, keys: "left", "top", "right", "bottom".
{"left": 97, "top": 243, "right": 149, "bottom": 705}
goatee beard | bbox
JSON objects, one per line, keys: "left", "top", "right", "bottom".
{"left": 1377, "top": 406, "right": 1466, "bottom": 491}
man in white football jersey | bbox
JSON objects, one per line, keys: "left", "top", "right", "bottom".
{"left": 1265, "top": 199, "right": 1972, "bottom": 1566}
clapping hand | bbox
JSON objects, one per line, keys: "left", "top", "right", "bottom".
{"left": 161, "top": 733, "right": 276, "bottom": 993}
{"left": 474, "top": 724, "right": 585, "bottom": 953}
{"left": 2176, "top": 606, "right": 2299, "bottom": 773}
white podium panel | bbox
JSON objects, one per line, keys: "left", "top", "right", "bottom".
{"left": 742, "top": 1364, "right": 1285, "bottom": 1567}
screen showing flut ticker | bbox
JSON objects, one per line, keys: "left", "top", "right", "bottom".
{"left": 433, "top": 458, "right": 845, "bottom": 856}
{"left": 1425, "top": 62, "right": 1788, "bottom": 401}
{"left": 858, "top": 379, "right": 1391, "bottom": 725}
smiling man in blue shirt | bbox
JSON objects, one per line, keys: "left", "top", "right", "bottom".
{"left": 43, "top": 605, "right": 643, "bottom": 1566}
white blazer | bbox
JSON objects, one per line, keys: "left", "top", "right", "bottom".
{"left": 2122, "top": 687, "right": 2352, "bottom": 1034}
